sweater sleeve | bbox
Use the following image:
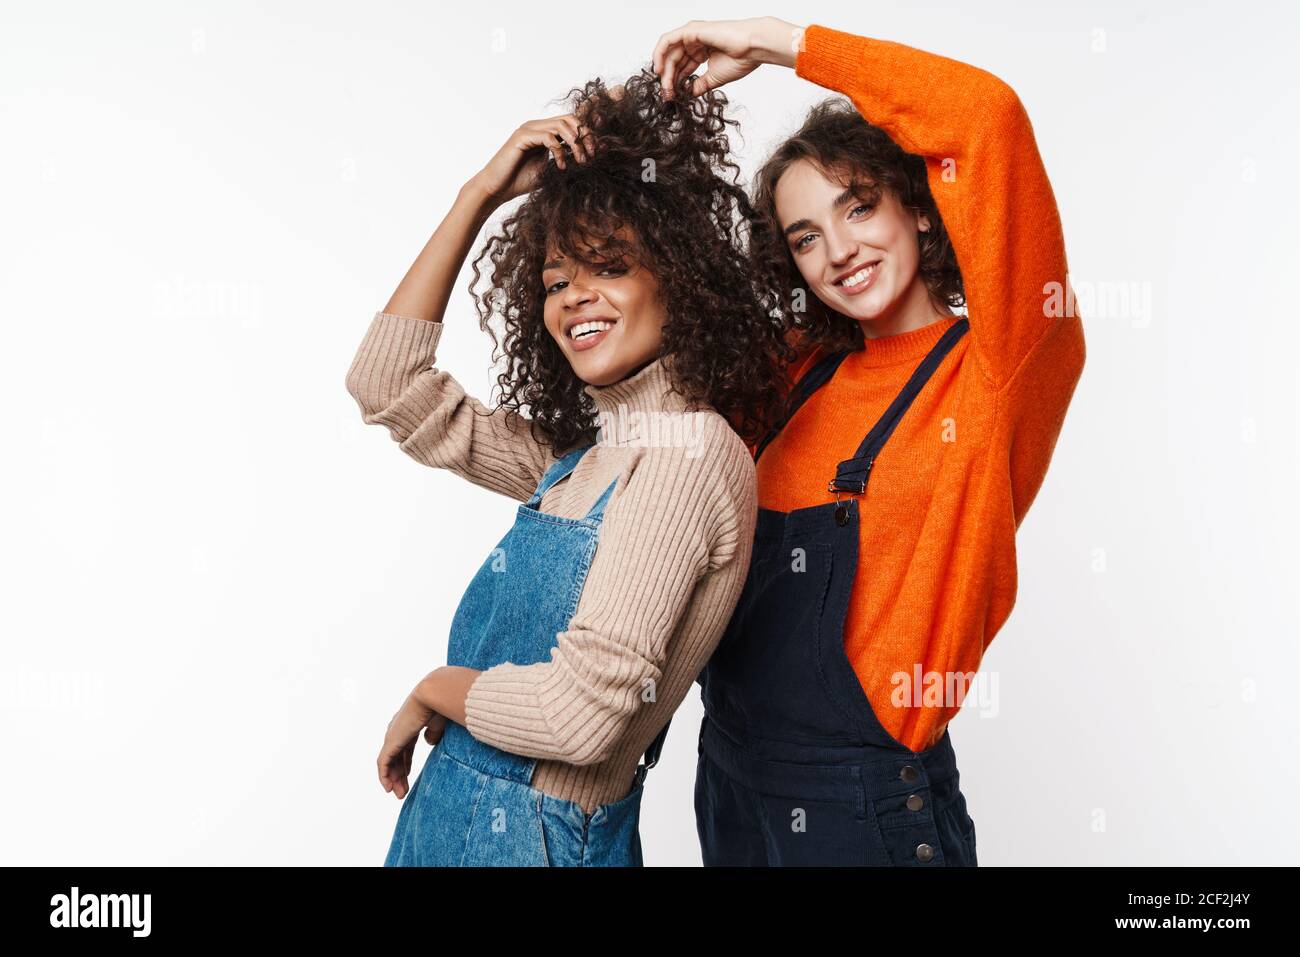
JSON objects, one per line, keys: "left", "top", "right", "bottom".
{"left": 462, "top": 421, "right": 754, "bottom": 765}
{"left": 344, "top": 311, "right": 558, "bottom": 503}
{"left": 795, "top": 23, "right": 1075, "bottom": 392}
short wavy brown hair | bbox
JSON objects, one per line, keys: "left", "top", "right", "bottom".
{"left": 751, "top": 96, "right": 966, "bottom": 355}
{"left": 467, "top": 67, "right": 795, "bottom": 456}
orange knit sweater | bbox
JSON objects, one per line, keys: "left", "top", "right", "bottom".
{"left": 759, "top": 25, "right": 1086, "bottom": 752}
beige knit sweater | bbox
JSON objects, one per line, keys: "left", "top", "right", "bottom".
{"left": 345, "top": 311, "right": 757, "bottom": 812}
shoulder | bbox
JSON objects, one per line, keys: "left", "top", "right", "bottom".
{"left": 613, "top": 410, "right": 755, "bottom": 569}
{"left": 624, "top": 408, "right": 754, "bottom": 486}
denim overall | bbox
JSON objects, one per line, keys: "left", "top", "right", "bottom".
{"left": 384, "top": 444, "right": 664, "bottom": 867}
{"left": 695, "top": 319, "right": 979, "bottom": 867}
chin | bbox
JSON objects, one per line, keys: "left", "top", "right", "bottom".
{"left": 829, "top": 296, "right": 881, "bottom": 323}
{"left": 568, "top": 355, "right": 620, "bottom": 387}
{"left": 844, "top": 290, "right": 901, "bottom": 324}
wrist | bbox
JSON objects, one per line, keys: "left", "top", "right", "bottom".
{"left": 417, "top": 665, "right": 475, "bottom": 727}
{"left": 751, "top": 17, "right": 803, "bottom": 69}
{"left": 459, "top": 176, "right": 502, "bottom": 217}
{"left": 412, "top": 669, "right": 443, "bottom": 712}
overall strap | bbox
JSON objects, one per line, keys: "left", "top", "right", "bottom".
{"left": 583, "top": 476, "right": 620, "bottom": 523}
{"left": 830, "top": 318, "right": 970, "bottom": 494}
{"left": 634, "top": 720, "right": 671, "bottom": 787}
{"left": 753, "top": 348, "right": 853, "bottom": 463}
{"left": 526, "top": 445, "right": 591, "bottom": 507}
{"left": 528, "top": 444, "right": 621, "bottom": 522}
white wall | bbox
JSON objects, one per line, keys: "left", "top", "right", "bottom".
{"left": 2, "top": 0, "right": 1296, "bottom": 865}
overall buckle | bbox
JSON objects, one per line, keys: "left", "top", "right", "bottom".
{"left": 827, "top": 478, "right": 866, "bottom": 494}
{"left": 828, "top": 468, "right": 870, "bottom": 526}
{"left": 828, "top": 479, "right": 864, "bottom": 527}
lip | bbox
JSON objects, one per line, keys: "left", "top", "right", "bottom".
{"left": 563, "top": 313, "right": 617, "bottom": 335}
{"left": 832, "top": 260, "right": 882, "bottom": 296}
{"left": 563, "top": 314, "right": 619, "bottom": 352}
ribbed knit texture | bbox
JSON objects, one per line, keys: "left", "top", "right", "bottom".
{"left": 345, "top": 312, "right": 756, "bottom": 812}
{"left": 762, "top": 25, "right": 1086, "bottom": 752}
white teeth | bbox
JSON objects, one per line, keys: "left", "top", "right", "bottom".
{"left": 569, "top": 320, "right": 615, "bottom": 339}
{"left": 838, "top": 263, "right": 879, "bottom": 288}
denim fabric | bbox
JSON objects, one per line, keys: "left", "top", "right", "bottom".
{"left": 384, "top": 446, "right": 646, "bottom": 867}
{"left": 694, "top": 323, "right": 979, "bottom": 867}
{"left": 694, "top": 713, "right": 976, "bottom": 866}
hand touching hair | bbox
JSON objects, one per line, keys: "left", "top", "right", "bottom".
{"left": 468, "top": 67, "right": 796, "bottom": 455}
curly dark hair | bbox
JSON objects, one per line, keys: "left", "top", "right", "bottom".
{"left": 466, "top": 66, "right": 796, "bottom": 456}
{"left": 751, "top": 96, "right": 966, "bottom": 355}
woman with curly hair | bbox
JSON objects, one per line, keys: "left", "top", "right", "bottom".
{"left": 345, "top": 68, "right": 790, "bottom": 866}
{"left": 650, "top": 18, "right": 1087, "bottom": 866}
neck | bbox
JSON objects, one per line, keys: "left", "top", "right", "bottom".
{"left": 582, "top": 354, "right": 699, "bottom": 447}
{"left": 583, "top": 354, "right": 690, "bottom": 416}
{"left": 858, "top": 278, "right": 954, "bottom": 340}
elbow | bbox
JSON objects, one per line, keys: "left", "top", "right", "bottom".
{"left": 985, "top": 72, "right": 1021, "bottom": 110}
{"left": 562, "top": 744, "right": 613, "bottom": 768}
{"left": 981, "top": 72, "right": 1030, "bottom": 136}
{"left": 559, "top": 708, "right": 634, "bottom": 767}
{"left": 343, "top": 359, "right": 381, "bottom": 419}
{"left": 344, "top": 361, "right": 408, "bottom": 424}
{"left": 554, "top": 688, "right": 650, "bottom": 767}
{"left": 343, "top": 370, "right": 366, "bottom": 415}
{"left": 540, "top": 647, "right": 666, "bottom": 766}
{"left": 1068, "top": 313, "right": 1086, "bottom": 383}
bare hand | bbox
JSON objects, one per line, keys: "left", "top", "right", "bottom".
{"left": 470, "top": 115, "right": 593, "bottom": 205}
{"left": 651, "top": 17, "right": 803, "bottom": 100}
{"left": 378, "top": 693, "right": 448, "bottom": 799}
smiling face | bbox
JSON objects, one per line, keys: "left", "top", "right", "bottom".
{"left": 541, "top": 225, "right": 668, "bottom": 386}
{"left": 775, "top": 158, "right": 942, "bottom": 334}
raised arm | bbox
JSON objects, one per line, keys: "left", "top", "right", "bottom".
{"left": 790, "top": 22, "right": 1074, "bottom": 390}
{"left": 653, "top": 16, "right": 1079, "bottom": 392}
{"left": 346, "top": 115, "right": 598, "bottom": 499}
{"left": 345, "top": 309, "right": 557, "bottom": 502}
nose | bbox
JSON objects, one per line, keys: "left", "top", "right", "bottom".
{"left": 821, "top": 220, "right": 858, "bottom": 268}
{"left": 562, "top": 275, "right": 596, "bottom": 307}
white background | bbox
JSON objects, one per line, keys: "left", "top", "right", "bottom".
{"left": 3, "top": 0, "right": 1297, "bottom": 866}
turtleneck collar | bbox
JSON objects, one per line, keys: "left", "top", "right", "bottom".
{"left": 583, "top": 355, "right": 702, "bottom": 448}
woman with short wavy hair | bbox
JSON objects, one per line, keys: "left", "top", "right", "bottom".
{"left": 650, "top": 16, "right": 1087, "bottom": 867}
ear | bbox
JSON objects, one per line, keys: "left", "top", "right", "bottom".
{"left": 917, "top": 212, "right": 931, "bottom": 234}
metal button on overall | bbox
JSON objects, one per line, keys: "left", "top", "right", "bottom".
{"left": 695, "top": 319, "right": 980, "bottom": 868}
{"left": 384, "top": 445, "right": 663, "bottom": 868}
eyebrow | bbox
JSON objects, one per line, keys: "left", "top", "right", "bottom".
{"left": 542, "top": 244, "right": 625, "bottom": 273}
{"left": 541, "top": 250, "right": 596, "bottom": 273}
{"left": 783, "top": 186, "right": 859, "bottom": 238}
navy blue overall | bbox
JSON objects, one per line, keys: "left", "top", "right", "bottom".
{"left": 384, "top": 445, "right": 663, "bottom": 867}
{"left": 694, "top": 318, "right": 979, "bottom": 866}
